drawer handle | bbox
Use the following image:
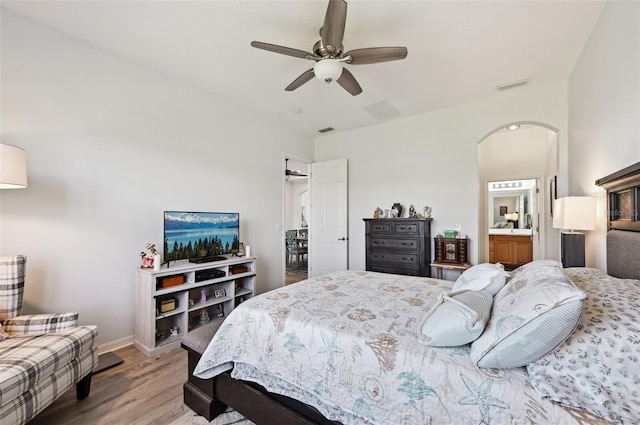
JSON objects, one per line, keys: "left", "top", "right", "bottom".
{"left": 374, "top": 255, "right": 384, "bottom": 259}
{"left": 374, "top": 241, "right": 384, "bottom": 244}
{"left": 399, "top": 227, "right": 411, "bottom": 230}
{"left": 374, "top": 226, "right": 385, "bottom": 230}
{"left": 402, "top": 257, "right": 414, "bottom": 262}
{"left": 402, "top": 242, "right": 413, "bottom": 246}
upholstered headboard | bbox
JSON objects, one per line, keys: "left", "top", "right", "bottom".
{"left": 596, "top": 162, "right": 640, "bottom": 279}
{"left": 606, "top": 230, "right": 640, "bottom": 279}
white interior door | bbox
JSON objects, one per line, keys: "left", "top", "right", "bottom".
{"left": 310, "top": 158, "right": 348, "bottom": 277}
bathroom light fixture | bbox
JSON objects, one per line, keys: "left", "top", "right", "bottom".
{"left": 507, "top": 124, "right": 520, "bottom": 131}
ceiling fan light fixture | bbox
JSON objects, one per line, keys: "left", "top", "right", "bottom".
{"left": 314, "top": 59, "right": 343, "bottom": 84}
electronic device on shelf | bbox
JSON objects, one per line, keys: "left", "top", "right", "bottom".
{"left": 163, "top": 211, "right": 240, "bottom": 268}
{"left": 195, "top": 268, "right": 227, "bottom": 282}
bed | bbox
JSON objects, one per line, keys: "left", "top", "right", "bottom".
{"left": 191, "top": 162, "right": 640, "bottom": 425}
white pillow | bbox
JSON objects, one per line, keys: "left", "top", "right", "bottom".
{"left": 452, "top": 263, "right": 509, "bottom": 295}
{"left": 418, "top": 289, "right": 494, "bottom": 347}
{"left": 470, "top": 260, "right": 585, "bottom": 369}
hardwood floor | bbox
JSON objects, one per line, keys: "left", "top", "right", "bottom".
{"left": 285, "top": 268, "right": 307, "bottom": 285}
{"left": 29, "top": 345, "right": 191, "bottom": 425}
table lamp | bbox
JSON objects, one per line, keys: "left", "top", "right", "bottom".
{"left": 504, "top": 212, "right": 519, "bottom": 228}
{"left": 553, "top": 196, "right": 596, "bottom": 267}
{"left": 0, "top": 144, "right": 28, "bottom": 189}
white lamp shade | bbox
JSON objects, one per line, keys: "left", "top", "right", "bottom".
{"left": 553, "top": 196, "right": 596, "bottom": 231}
{"left": 313, "top": 59, "right": 343, "bottom": 83}
{"left": 0, "top": 144, "right": 28, "bottom": 189}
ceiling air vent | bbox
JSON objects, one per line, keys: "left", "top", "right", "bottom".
{"left": 497, "top": 79, "right": 529, "bottom": 91}
{"left": 362, "top": 99, "right": 400, "bottom": 121}
{"left": 318, "top": 127, "right": 334, "bottom": 133}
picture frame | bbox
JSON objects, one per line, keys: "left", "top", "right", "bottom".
{"left": 214, "top": 288, "right": 226, "bottom": 298}
{"left": 549, "top": 175, "right": 557, "bottom": 216}
{"left": 237, "top": 242, "right": 245, "bottom": 257}
{"left": 499, "top": 206, "right": 507, "bottom": 216}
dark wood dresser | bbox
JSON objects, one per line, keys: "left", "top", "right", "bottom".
{"left": 363, "top": 218, "right": 432, "bottom": 277}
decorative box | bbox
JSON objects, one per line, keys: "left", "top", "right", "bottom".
{"left": 230, "top": 265, "right": 249, "bottom": 275}
{"left": 159, "top": 298, "right": 176, "bottom": 313}
{"left": 443, "top": 230, "right": 458, "bottom": 238}
{"left": 158, "top": 274, "right": 185, "bottom": 288}
{"left": 434, "top": 237, "right": 468, "bottom": 264}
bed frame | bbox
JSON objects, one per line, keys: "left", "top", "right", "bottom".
{"left": 183, "top": 162, "right": 640, "bottom": 425}
{"left": 596, "top": 161, "right": 640, "bottom": 279}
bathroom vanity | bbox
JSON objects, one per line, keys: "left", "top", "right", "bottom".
{"left": 488, "top": 229, "right": 533, "bottom": 268}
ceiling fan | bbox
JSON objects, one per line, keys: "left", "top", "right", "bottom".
{"left": 251, "top": 0, "right": 408, "bottom": 96}
{"left": 285, "top": 159, "right": 308, "bottom": 177}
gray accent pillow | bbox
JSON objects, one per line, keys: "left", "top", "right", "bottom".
{"left": 418, "top": 289, "right": 493, "bottom": 347}
{"left": 470, "top": 260, "right": 585, "bottom": 368}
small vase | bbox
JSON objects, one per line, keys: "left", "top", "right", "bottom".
{"left": 392, "top": 203, "right": 403, "bottom": 218}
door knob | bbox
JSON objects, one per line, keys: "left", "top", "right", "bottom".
{"left": 338, "top": 237, "right": 347, "bottom": 241}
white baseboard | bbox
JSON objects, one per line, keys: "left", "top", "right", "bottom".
{"left": 98, "top": 334, "right": 134, "bottom": 355}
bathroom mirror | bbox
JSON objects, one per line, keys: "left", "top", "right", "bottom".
{"left": 488, "top": 179, "right": 537, "bottom": 234}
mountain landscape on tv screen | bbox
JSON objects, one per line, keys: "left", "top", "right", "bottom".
{"left": 163, "top": 212, "right": 239, "bottom": 260}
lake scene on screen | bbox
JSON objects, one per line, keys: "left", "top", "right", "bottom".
{"left": 164, "top": 212, "right": 239, "bottom": 259}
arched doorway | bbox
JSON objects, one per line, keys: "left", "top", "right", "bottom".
{"left": 478, "top": 123, "right": 559, "bottom": 265}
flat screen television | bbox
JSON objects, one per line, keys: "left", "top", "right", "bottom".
{"left": 163, "top": 211, "right": 239, "bottom": 265}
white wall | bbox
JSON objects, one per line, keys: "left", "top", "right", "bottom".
{"left": 567, "top": 1, "right": 640, "bottom": 270}
{"left": 315, "top": 82, "right": 569, "bottom": 276}
{"left": 284, "top": 179, "right": 308, "bottom": 231}
{"left": 0, "top": 10, "right": 313, "bottom": 349}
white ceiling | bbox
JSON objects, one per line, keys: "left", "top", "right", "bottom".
{"left": 2, "top": 0, "right": 605, "bottom": 138}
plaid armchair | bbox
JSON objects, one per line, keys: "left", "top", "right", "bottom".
{"left": 0, "top": 255, "right": 98, "bottom": 425}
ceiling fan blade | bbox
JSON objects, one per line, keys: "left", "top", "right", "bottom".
{"left": 285, "top": 69, "right": 315, "bottom": 91}
{"left": 345, "top": 47, "right": 408, "bottom": 65}
{"left": 251, "top": 41, "right": 316, "bottom": 60}
{"left": 321, "top": 0, "right": 347, "bottom": 55}
{"left": 336, "top": 68, "right": 362, "bottom": 96}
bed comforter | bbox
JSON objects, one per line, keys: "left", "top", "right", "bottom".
{"left": 194, "top": 270, "right": 610, "bottom": 425}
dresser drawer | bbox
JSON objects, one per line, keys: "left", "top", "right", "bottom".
{"left": 369, "top": 265, "right": 419, "bottom": 276}
{"left": 369, "top": 237, "right": 420, "bottom": 251}
{"left": 369, "top": 252, "right": 419, "bottom": 266}
{"left": 368, "top": 222, "right": 391, "bottom": 234}
{"left": 391, "top": 222, "right": 420, "bottom": 234}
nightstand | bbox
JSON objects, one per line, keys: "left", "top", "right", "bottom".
{"left": 432, "top": 237, "right": 470, "bottom": 279}
{"left": 430, "top": 262, "right": 472, "bottom": 279}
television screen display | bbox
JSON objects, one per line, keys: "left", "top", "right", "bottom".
{"left": 163, "top": 211, "right": 239, "bottom": 263}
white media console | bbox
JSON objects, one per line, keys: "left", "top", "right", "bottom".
{"left": 134, "top": 256, "right": 256, "bottom": 357}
